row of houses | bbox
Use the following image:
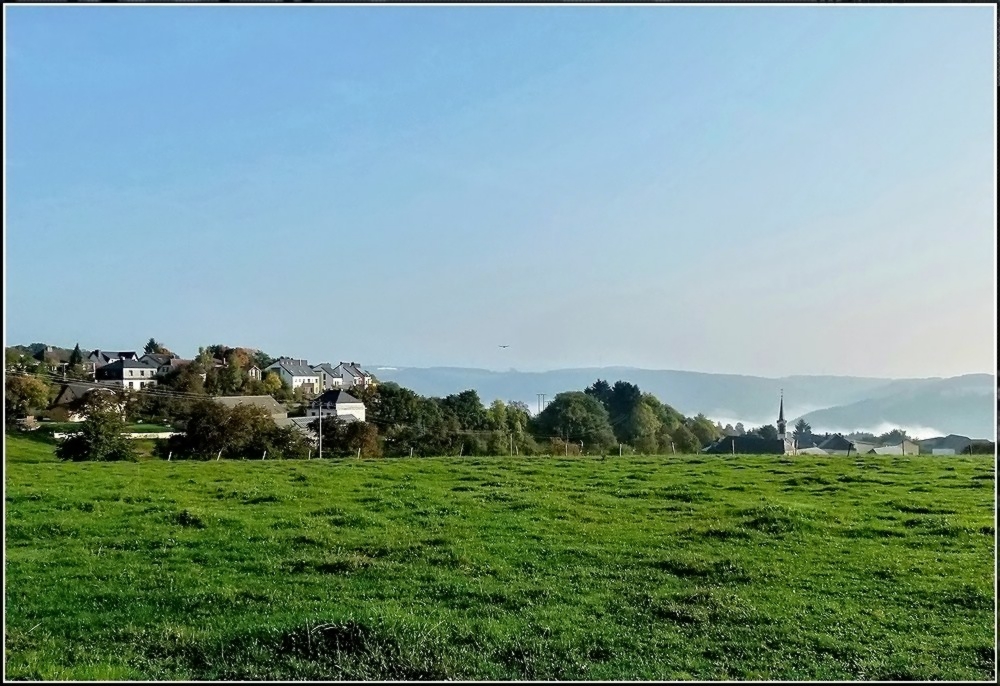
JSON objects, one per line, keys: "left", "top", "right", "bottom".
{"left": 49, "top": 380, "right": 367, "bottom": 429}
{"left": 83, "top": 348, "right": 374, "bottom": 396}
{"left": 262, "top": 358, "right": 374, "bottom": 395}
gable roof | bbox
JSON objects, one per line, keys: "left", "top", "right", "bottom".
{"left": 268, "top": 358, "right": 318, "bottom": 378}
{"left": 313, "top": 362, "right": 339, "bottom": 377}
{"left": 140, "top": 353, "right": 173, "bottom": 366}
{"left": 99, "top": 359, "right": 159, "bottom": 371}
{"left": 335, "top": 362, "right": 369, "bottom": 378}
{"left": 311, "top": 389, "right": 362, "bottom": 406}
{"left": 212, "top": 395, "right": 288, "bottom": 416}
{"left": 52, "top": 382, "right": 118, "bottom": 407}
{"left": 817, "top": 434, "right": 855, "bottom": 451}
{"left": 88, "top": 350, "right": 138, "bottom": 363}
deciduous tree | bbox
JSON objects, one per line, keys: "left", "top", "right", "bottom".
{"left": 5, "top": 374, "right": 49, "bottom": 423}
{"left": 56, "top": 398, "right": 135, "bottom": 462}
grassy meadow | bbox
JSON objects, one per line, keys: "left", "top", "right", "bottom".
{"left": 4, "top": 432, "right": 996, "bottom": 680}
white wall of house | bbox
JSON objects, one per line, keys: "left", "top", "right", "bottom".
{"left": 306, "top": 402, "right": 366, "bottom": 423}
{"left": 121, "top": 367, "right": 158, "bottom": 390}
{"left": 313, "top": 368, "right": 344, "bottom": 391}
{"left": 265, "top": 364, "right": 319, "bottom": 391}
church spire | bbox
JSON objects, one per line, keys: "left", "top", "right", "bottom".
{"left": 777, "top": 389, "right": 787, "bottom": 439}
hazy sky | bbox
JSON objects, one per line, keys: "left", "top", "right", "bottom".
{"left": 5, "top": 5, "right": 996, "bottom": 378}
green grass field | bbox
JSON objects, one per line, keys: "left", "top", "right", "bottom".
{"left": 35, "top": 423, "right": 174, "bottom": 434}
{"left": 4, "top": 433, "right": 996, "bottom": 680}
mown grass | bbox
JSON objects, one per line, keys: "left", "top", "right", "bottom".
{"left": 4, "top": 434, "right": 996, "bottom": 680}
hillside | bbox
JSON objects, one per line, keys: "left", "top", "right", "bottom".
{"left": 371, "top": 367, "right": 996, "bottom": 439}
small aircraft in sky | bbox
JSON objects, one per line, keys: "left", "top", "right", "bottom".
{"left": 498, "top": 345, "right": 510, "bottom": 349}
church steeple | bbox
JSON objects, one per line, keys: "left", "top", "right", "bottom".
{"left": 777, "top": 389, "right": 787, "bottom": 439}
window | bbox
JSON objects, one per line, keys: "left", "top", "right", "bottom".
{"left": 128, "top": 381, "right": 134, "bottom": 389}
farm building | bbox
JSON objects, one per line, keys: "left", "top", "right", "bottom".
{"left": 869, "top": 440, "right": 920, "bottom": 455}
{"left": 212, "top": 395, "right": 289, "bottom": 423}
{"left": 305, "top": 389, "right": 366, "bottom": 423}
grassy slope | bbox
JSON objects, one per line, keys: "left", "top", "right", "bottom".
{"left": 4, "top": 434, "right": 996, "bottom": 680}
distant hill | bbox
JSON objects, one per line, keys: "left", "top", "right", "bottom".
{"left": 371, "top": 366, "right": 996, "bottom": 440}
{"left": 797, "top": 375, "right": 995, "bottom": 440}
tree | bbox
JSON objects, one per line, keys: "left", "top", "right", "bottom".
{"left": 195, "top": 347, "right": 214, "bottom": 372}
{"left": 162, "top": 399, "right": 306, "bottom": 459}
{"left": 530, "top": 391, "right": 616, "bottom": 453}
{"left": 686, "top": 413, "right": 722, "bottom": 447}
{"left": 607, "top": 380, "right": 643, "bottom": 443}
{"left": 751, "top": 424, "right": 779, "bottom": 441}
{"left": 251, "top": 350, "right": 274, "bottom": 371}
{"left": 218, "top": 351, "right": 244, "bottom": 395}
{"left": 792, "top": 419, "right": 812, "bottom": 442}
{"left": 485, "top": 399, "right": 508, "bottom": 431}
{"left": 628, "top": 402, "right": 662, "bottom": 454}
{"left": 144, "top": 338, "right": 169, "bottom": 355}
{"left": 261, "top": 371, "right": 284, "bottom": 398}
{"left": 877, "top": 428, "right": 910, "bottom": 445}
{"left": 5, "top": 374, "right": 50, "bottom": 423}
{"left": 584, "top": 379, "right": 613, "bottom": 410}
{"left": 441, "top": 389, "right": 488, "bottom": 431}
{"left": 669, "top": 424, "right": 701, "bottom": 454}
{"left": 56, "top": 399, "right": 136, "bottom": 462}
{"left": 734, "top": 422, "right": 746, "bottom": 436}
{"left": 68, "top": 343, "right": 83, "bottom": 368}
{"left": 344, "top": 421, "right": 382, "bottom": 458}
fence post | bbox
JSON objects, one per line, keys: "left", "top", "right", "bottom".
{"left": 357, "top": 447, "right": 361, "bottom": 459}
{"left": 262, "top": 450, "right": 267, "bottom": 460}
{"left": 167, "top": 451, "right": 172, "bottom": 462}
{"left": 308, "top": 450, "right": 311, "bottom": 460}
{"left": 410, "top": 447, "right": 413, "bottom": 458}
{"left": 216, "top": 449, "right": 222, "bottom": 461}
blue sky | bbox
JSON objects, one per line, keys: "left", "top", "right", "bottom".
{"left": 5, "top": 5, "right": 996, "bottom": 378}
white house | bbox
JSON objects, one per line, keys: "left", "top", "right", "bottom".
{"left": 138, "top": 353, "right": 192, "bottom": 377}
{"left": 306, "top": 389, "right": 366, "bottom": 423}
{"left": 312, "top": 363, "right": 345, "bottom": 391}
{"left": 331, "top": 361, "right": 375, "bottom": 389}
{"left": 94, "top": 359, "right": 159, "bottom": 390}
{"left": 264, "top": 358, "right": 321, "bottom": 394}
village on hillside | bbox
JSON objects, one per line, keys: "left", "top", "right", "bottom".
{"left": 5, "top": 340, "right": 994, "bottom": 457}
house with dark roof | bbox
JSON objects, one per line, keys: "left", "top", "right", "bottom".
{"left": 264, "top": 358, "right": 320, "bottom": 395}
{"left": 312, "top": 363, "right": 344, "bottom": 391}
{"left": 704, "top": 435, "right": 787, "bottom": 455}
{"left": 306, "top": 389, "right": 366, "bottom": 423}
{"left": 49, "top": 382, "right": 120, "bottom": 421}
{"left": 274, "top": 416, "right": 321, "bottom": 443}
{"left": 86, "top": 350, "right": 138, "bottom": 367}
{"left": 138, "top": 353, "right": 191, "bottom": 377}
{"left": 917, "top": 434, "right": 973, "bottom": 455}
{"left": 331, "top": 362, "right": 374, "bottom": 390}
{"left": 94, "top": 359, "right": 159, "bottom": 390}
